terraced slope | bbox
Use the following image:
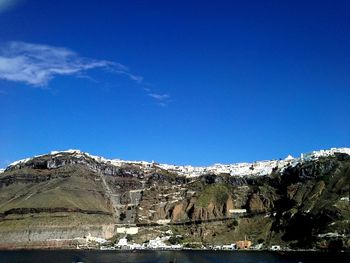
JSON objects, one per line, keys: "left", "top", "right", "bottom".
{"left": 0, "top": 163, "right": 115, "bottom": 248}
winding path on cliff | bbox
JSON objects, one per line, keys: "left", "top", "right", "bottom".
{"left": 116, "top": 214, "right": 252, "bottom": 228}
{"left": 98, "top": 171, "right": 121, "bottom": 221}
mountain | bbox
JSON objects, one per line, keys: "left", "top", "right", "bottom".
{"left": 0, "top": 148, "right": 349, "bottom": 250}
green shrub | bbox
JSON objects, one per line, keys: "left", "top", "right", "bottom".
{"left": 197, "top": 184, "right": 229, "bottom": 207}
{"left": 119, "top": 212, "right": 126, "bottom": 221}
{"left": 168, "top": 235, "right": 183, "bottom": 245}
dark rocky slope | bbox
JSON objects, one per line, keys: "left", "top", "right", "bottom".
{"left": 0, "top": 151, "right": 349, "bottom": 249}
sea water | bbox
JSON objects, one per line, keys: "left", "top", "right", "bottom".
{"left": 0, "top": 250, "right": 348, "bottom": 263}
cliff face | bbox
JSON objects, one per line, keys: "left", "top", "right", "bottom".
{"left": 0, "top": 153, "right": 116, "bottom": 248}
{"left": 0, "top": 150, "right": 349, "bottom": 249}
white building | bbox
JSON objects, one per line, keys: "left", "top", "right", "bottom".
{"left": 270, "top": 245, "right": 281, "bottom": 251}
{"left": 229, "top": 209, "right": 247, "bottom": 214}
{"left": 147, "top": 237, "right": 168, "bottom": 249}
{"left": 222, "top": 244, "right": 237, "bottom": 250}
{"left": 115, "top": 237, "right": 128, "bottom": 248}
{"left": 85, "top": 233, "right": 107, "bottom": 244}
{"left": 116, "top": 227, "right": 139, "bottom": 235}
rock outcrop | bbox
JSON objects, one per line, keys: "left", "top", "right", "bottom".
{"left": 0, "top": 149, "right": 349, "bottom": 249}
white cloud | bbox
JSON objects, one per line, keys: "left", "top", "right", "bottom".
{"left": 0, "top": 41, "right": 142, "bottom": 86}
{"left": 148, "top": 93, "right": 170, "bottom": 106}
{"left": 0, "top": 41, "right": 171, "bottom": 106}
{"left": 148, "top": 93, "right": 170, "bottom": 101}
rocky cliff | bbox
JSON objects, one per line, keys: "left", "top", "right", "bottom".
{"left": 0, "top": 149, "right": 349, "bottom": 249}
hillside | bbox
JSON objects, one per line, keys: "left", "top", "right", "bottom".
{"left": 0, "top": 149, "right": 349, "bottom": 249}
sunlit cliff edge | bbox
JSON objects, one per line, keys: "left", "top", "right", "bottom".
{"left": 0, "top": 148, "right": 349, "bottom": 250}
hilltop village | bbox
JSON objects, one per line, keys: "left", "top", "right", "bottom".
{"left": 0, "top": 148, "right": 349, "bottom": 251}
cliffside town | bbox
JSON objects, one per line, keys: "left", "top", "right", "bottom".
{"left": 0, "top": 148, "right": 349, "bottom": 250}
{"left": 6, "top": 147, "right": 350, "bottom": 178}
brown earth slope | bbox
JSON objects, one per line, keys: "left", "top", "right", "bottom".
{"left": 0, "top": 151, "right": 349, "bottom": 249}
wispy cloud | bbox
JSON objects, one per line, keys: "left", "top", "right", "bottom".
{"left": 0, "top": 41, "right": 142, "bottom": 86}
{"left": 148, "top": 93, "right": 170, "bottom": 101}
{"left": 148, "top": 92, "right": 170, "bottom": 106}
{"left": 0, "top": 0, "right": 23, "bottom": 13}
{"left": 0, "top": 41, "right": 171, "bottom": 106}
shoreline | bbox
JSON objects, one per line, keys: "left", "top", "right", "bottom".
{"left": 0, "top": 247, "right": 347, "bottom": 253}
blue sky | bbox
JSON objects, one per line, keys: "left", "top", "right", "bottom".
{"left": 0, "top": 0, "right": 349, "bottom": 167}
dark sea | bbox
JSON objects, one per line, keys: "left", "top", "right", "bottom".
{"left": 0, "top": 250, "right": 348, "bottom": 263}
